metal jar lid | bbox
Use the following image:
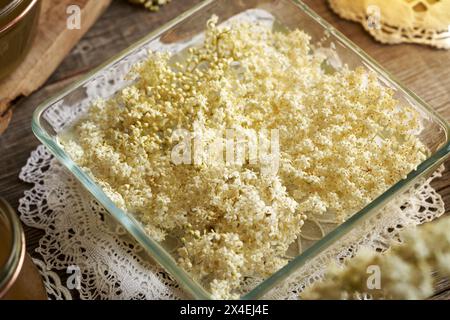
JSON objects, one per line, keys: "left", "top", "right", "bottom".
{"left": 0, "top": 197, "right": 26, "bottom": 298}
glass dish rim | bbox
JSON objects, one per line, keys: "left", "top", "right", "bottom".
{"left": 31, "top": 0, "right": 450, "bottom": 300}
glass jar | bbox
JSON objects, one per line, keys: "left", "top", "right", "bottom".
{"left": 0, "top": 0, "right": 41, "bottom": 80}
{"left": 0, "top": 198, "right": 47, "bottom": 300}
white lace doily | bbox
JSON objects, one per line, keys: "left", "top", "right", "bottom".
{"left": 17, "top": 9, "right": 446, "bottom": 299}
{"left": 32, "top": 258, "right": 72, "bottom": 300}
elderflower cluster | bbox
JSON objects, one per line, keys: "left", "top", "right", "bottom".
{"left": 60, "top": 16, "right": 427, "bottom": 298}
{"left": 127, "top": 0, "right": 170, "bottom": 12}
{"left": 301, "top": 215, "right": 450, "bottom": 300}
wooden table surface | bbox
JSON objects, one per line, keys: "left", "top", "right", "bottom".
{"left": 0, "top": 0, "right": 449, "bottom": 299}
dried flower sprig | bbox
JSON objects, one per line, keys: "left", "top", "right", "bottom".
{"left": 302, "top": 215, "right": 450, "bottom": 300}
{"left": 127, "top": 0, "right": 170, "bottom": 12}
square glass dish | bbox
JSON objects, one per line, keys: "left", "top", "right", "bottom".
{"left": 32, "top": 0, "right": 450, "bottom": 299}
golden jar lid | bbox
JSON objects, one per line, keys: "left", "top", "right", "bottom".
{"left": 0, "top": 198, "right": 47, "bottom": 300}
{"left": 0, "top": 0, "right": 40, "bottom": 80}
{"left": 0, "top": 0, "right": 37, "bottom": 32}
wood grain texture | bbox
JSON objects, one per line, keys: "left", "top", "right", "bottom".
{"left": 0, "top": 0, "right": 448, "bottom": 299}
{"left": 0, "top": 0, "right": 111, "bottom": 113}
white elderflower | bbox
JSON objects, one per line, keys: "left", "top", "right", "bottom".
{"left": 302, "top": 216, "right": 450, "bottom": 300}
{"left": 60, "top": 17, "right": 427, "bottom": 298}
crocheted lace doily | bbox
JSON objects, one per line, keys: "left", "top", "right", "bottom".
{"left": 328, "top": 0, "right": 450, "bottom": 49}
{"left": 17, "top": 9, "right": 446, "bottom": 299}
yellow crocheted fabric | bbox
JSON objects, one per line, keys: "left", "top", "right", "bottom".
{"left": 329, "top": 0, "right": 450, "bottom": 49}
